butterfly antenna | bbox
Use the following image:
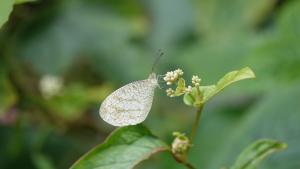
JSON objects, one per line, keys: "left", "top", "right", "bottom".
{"left": 151, "top": 49, "right": 164, "bottom": 73}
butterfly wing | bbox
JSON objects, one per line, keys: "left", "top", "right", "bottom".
{"left": 99, "top": 78, "right": 157, "bottom": 126}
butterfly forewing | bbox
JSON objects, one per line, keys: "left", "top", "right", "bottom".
{"left": 99, "top": 74, "right": 157, "bottom": 126}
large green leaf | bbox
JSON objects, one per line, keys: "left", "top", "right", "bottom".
{"left": 14, "top": 0, "right": 36, "bottom": 4}
{"left": 0, "top": 0, "right": 14, "bottom": 28}
{"left": 201, "top": 67, "right": 255, "bottom": 103}
{"left": 0, "top": 0, "right": 34, "bottom": 28}
{"left": 71, "top": 125, "right": 169, "bottom": 169}
{"left": 230, "top": 139, "right": 287, "bottom": 169}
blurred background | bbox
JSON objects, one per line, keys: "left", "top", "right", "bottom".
{"left": 0, "top": 0, "right": 300, "bottom": 168}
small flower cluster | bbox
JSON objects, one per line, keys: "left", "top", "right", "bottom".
{"left": 185, "top": 85, "right": 192, "bottom": 93}
{"left": 166, "top": 88, "right": 175, "bottom": 97}
{"left": 171, "top": 132, "right": 191, "bottom": 155}
{"left": 164, "top": 68, "right": 201, "bottom": 97}
{"left": 192, "top": 75, "right": 201, "bottom": 86}
{"left": 163, "top": 69, "right": 184, "bottom": 85}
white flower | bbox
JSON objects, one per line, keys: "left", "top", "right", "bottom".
{"left": 192, "top": 75, "right": 201, "bottom": 86}
{"left": 39, "top": 75, "right": 63, "bottom": 99}
{"left": 185, "top": 85, "right": 192, "bottom": 93}
{"left": 163, "top": 72, "right": 174, "bottom": 83}
{"left": 174, "top": 69, "right": 184, "bottom": 76}
{"left": 163, "top": 68, "right": 184, "bottom": 85}
{"left": 166, "top": 88, "right": 175, "bottom": 97}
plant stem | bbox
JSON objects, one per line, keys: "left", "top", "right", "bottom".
{"left": 183, "top": 161, "right": 197, "bottom": 169}
{"left": 178, "top": 105, "right": 203, "bottom": 169}
{"left": 190, "top": 105, "right": 204, "bottom": 144}
{"left": 172, "top": 88, "right": 204, "bottom": 168}
{"left": 173, "top": 154, "right": 197, "bottom": 169}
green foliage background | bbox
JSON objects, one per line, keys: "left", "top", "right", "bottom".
{"left": 0, "top": 0, "right": 299, "bottom": 168}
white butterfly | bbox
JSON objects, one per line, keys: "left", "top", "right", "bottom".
{"left": 99, "top": 73, "right": 158, "bottom": 126}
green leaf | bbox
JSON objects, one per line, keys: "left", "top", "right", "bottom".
{"left": 201, "top": 67, "right": 255, "bottom": 103}
{"left": 0, "top": 0, "right": 14, "bottom": 28}
{"left": 183, "top": 87, "right": 198, "bottom": 107}
{"left": 230, "top": 139, "right": 287, "bottom": 169}
{"left": 14, "top": 0, "right": 36, "bottom": 5}
{"left": 183, "top": 92, "right": 195, "bottom": 106}
{"left": 174, "top": 78, "right": 186, "bottom": 96}
{"left": 0, "top": 0, "right": 35, "bottom": 28}
{"left": 71, "top": 125, "right": 169, "bottom": 169}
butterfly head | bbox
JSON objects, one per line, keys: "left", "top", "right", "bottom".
{"left": 148, "top": 73, "right": 158, "bottom": 86}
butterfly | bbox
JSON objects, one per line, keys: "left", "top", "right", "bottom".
{"left": 99, "top": 73, "right": 158, "bottom": 126}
